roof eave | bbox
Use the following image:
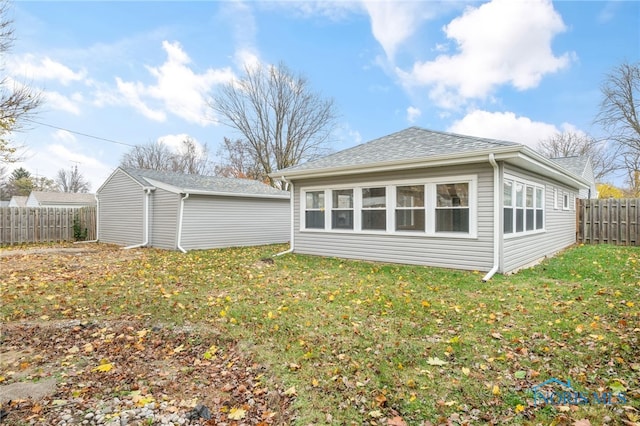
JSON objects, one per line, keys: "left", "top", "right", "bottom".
{"left": 144, "top": 178, "right": 289, "bottom": 199}
{"left": 271, "top": 145, "right": 590, "bottom": 190}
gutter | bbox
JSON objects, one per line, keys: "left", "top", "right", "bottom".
{"left": 483, "top": 153, "right": 500, "bottom": 282}
{"left": 125, "top": 188, "right": 152, "bottom": 250}
{"left": 274, "top": 176, "right": 294, "bottom": 257}
{"left": 176, "top": 193, "right": 190, "bottom": 253}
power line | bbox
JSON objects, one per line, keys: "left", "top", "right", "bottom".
{"left": 25, "top": 118, "right": 137, "bottom": 147}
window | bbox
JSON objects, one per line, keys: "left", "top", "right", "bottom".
{"left": 563, "top": 193, "right": 570, "bottom": 210}
{"left": 305, "top": 191, "right": 325, "bottom": 229}
{"left": 436, "top": 183, "right": 469, "bottom": 232}
{"left": 332, "top": 189, "right": 353, "bottom": 229}
{"left": 362, "top": 187, "right": 386, "bottom": 230}
{"left": 503, "top": 180, "right": 513, "bottom": 234}
{"left": 504, "top": 177, "right": 544, "bottom": 235}
{"left": 300, "top": 175, "right": 476, "bottom": 237}
{"left": 515, "top": 182, "right": 524, "bottom": 232}
{"left": 553, "top": 188, "right": 558, "bottom": 209}
{"left": 396, "top": 185, "right": 425, "bottom": 231}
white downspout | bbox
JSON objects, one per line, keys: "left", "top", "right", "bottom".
{"left": 176, "top": 193, "right": 190, "bottom": 253}
{"left": 274, "top": 176, "right": 294, "bottom": 257}
{"left": 483, "top": 153, "right": 500, "bottom": 282}
{"left": 125, "top": 188, "right": 152, "bottom": 250}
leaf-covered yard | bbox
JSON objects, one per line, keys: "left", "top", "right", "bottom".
{"left": 1, "top": 243, "right": 638, "bottom": 425}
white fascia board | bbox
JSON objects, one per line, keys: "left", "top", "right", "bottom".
{"left": 498, "top": 149, "right": 590, "bottom": 189}
{"left": 143, "top": 178, "right": 290, "bottom": 200}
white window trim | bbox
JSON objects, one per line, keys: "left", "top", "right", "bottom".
{"left": 553, "top": 188, "right": 558, "bottom": 210}
{"left": 300, "top": 175, "right": 478, "bottom": 239}
{"left": 562, "top": 193, "right": 570, "bottom": 210}
{"left": 503, "top": 174, "right": 545, "bottom": 239}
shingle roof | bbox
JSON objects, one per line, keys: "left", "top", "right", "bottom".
{"left": 121, "top": 168, "right": 289, "bottom": 198}
{"left": 31, "top": 191, "right": 96, "bottom": 205}
{"left": 9, "top": 196, "right": 28, "bottom": 207}
{"left": 549, "top": 156, "right": 589, "bottom": 177}
{"left": 278, "top": 127, "right": 520, "bottom": 174}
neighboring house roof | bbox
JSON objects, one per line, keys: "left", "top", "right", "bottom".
{"left": 549, "top": 156, "right": 590, "bottom": 177}
{"left": 108, "top": 167, "right": 290, "bottom": 199}
{"left": 272, "top": 127, "right": 591, "bottom": 190}
{"left": 8, "top": 196, "right": 28, "bottom": 207}
{"left": 28, "top": 191, "right": 96, "bottom": 206}
{"left": 0, "top": 200, "right": 8, "bottom": 207}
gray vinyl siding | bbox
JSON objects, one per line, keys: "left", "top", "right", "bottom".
{"left": 97, "top": 169, "right": 145, "bottom": 246}
{"left": 150, "top": 188, "right": 180, "bottom": 249}
{"left": 180, "top": 195, "right": 290, "bottom": 250}
{"left": 502, "top": 165, "right": 577, "bottom": 273}
{"left": 292, "top": 163, "right": 495, "bottom": 272}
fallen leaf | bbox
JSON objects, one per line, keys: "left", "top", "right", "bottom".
{"left": 427, "top": 357, "right": 448, "bottom": 366}
{"left": 461, "top": 367, "right": 470, "bottom": 376}
{"left": 228, "top": 407, "right": 246, "bottom": 420}
{"left": 92, "top": 362, "right": 113, "bottom": 372}
{"left": 283, "top": 386, "right": 297, "bottom": 396}
{"left": 388, "top": 415, "right": 407, "bottom": 425}
{"left": 573, "top": 419, "right": 591, "bottom": 426}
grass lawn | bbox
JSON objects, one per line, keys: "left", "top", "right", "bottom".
{"left": 1, "top": 243, "right": 639, "bottom": 425}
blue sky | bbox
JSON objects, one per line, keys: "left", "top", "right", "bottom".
{"left": 6, "top": 0, "right": 639, "bottom": 190}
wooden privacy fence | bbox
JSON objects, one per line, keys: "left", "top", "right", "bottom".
{"left": 577, "top": 198, "right": 639, "bottom": 246}
{"left": 0, "top": 206, "right": 96, "bottom": 245}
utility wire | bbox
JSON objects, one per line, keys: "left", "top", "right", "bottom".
{"left": 24, "top": 118, "right": 137, "bottom": 147}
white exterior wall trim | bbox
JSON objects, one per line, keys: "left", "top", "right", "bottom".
{"left": 124, "top": 188, "right": 152, "bottom": 249}
{"left": 275, "top": 177, "right": 294, "bottom": 257}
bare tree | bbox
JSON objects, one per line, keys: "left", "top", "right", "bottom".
{"left": 170, "top": 137, "right": 211, "bottom": 175}
{"left": 537, "top": 131, "right": 619, "bottom": 181}
{"left": 214, "top": 137, "right": 263, "bottom": 180}
{"left": 209, "top": 62, "right": 338, "bottom": 187}
{"left": 56, "top": 165, "right": 90, "bottom": 193}
{"left": 595, "top": 62, "right": 640, "bottom": 193}
{"left": 0, "top": 0, "right": 42, "bottom": 164}
{"left": 121, "top": 141, "right": 174, "bottom": 171}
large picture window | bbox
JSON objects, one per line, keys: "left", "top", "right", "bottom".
{"left": 504, "top": 177, "right": 544, "bottom": 235}
{"left": 396, "top": 185, "right": 425, "bottom": 231}
{"left": 435, "top": 183, "right": 469, "bottom": 232}
{"left": 332, "top": 189, "right": 354, "bottom": 229}
{"left": 305, "top": 191, "right": 325, "bottom": 229}
{"left": 362, "top": 187, "right": 386, "bottom": 230}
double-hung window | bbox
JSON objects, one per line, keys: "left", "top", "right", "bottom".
{"left": 332, "top": 189, "right": 354, "bottom": 229}
{"left": 396, "top": 185, "right": 425, "bottom": 231}
{"left": 305, "top": 191, "right": 325, "bottom": 229}
{"left": 435, "top": 183, "right": 469, "bottom": 233}
{"left": 362, "top": 187, "right": 386, "bottom": 230}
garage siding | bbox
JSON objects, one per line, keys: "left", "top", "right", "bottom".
{"left": 180, "top": 195, "right": 290, "bottom": 250}
{"left": 97, "top": 169, "right": 145, "bottom": 246}
{"left": 150, "top": 188, "right": 180, "bottom": 249}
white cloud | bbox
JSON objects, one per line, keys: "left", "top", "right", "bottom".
{"left": 448, "top": 110, "right": 561, "bottom": 148}
{"left": 116, "top": 40, "right": 235, "bottom": 125}
{"left": 406, "top": 106, "right": 421, "bottom": 123}
{"left": 8, "top": 54, "right": 87, "bottom": 85}
{"left": 43, "top": 90, "right": 83, "bottom": 115}
{"left": 402, "top": 0, "right": 573, "bottom": 108}
{"left": 52, "top": 129, "right": 77, "bottom": 145}
{"left": 363, "top": 1, "right": 436, "bottom": 60}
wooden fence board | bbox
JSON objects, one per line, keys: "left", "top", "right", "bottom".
{"left": 0, "top": 206, "right": 96, "bottom": 245}
{"left": 577, "top": 199, "right": 639, "bottom": 246}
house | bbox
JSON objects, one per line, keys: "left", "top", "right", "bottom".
{"left": 549, "top": 156, "right": 597, "bottom": 199}
{"left": 96, "top": 167, "right": 290, "bottom": 251}
{"left": 270, "top": 127, "right": 594, "bottom": 279}
{"left": 8, "top": 196, "right": 28, "bottom": 207}
{"left": 26, "top": 191, "right": 96, "bottom": 208}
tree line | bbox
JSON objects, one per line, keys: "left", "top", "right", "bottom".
{"left": 0, "top": 0, "right": 638, "bottom": 198}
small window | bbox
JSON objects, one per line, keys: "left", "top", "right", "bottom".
{"left": 525, "top": 186, "right": 534, "bottom": 231}
{"left": 305, "top": 191, "right": 325, "bottom": 229}
{"left": 563, "top": 193, "right": 570, "bottom": 210}
{"left": 503, "top": 180, "right": 513, "bottom": 234}
{"left": 515, "top": 182, "right": 524, "bottom": 232}
{"left": 396, "top": 185, "right": 425, "bottom": 231}
{"left": 535, "top": 187, "right": 544, "bottom": 230}
{"left": 362, "top": 187, "right": 386, "bottom": 230}
{"left": 332, "top": 189, "right": 353, "bottom": 229}
{"left": 553, "top": 188, "right": 558, "bottom": 209}
{"left": 436, "top": 183, "right": 469, "bottom": 232}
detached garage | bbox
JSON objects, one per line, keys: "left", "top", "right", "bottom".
{"left": 97, "top": 167, "right": 290, "bottom": 251}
